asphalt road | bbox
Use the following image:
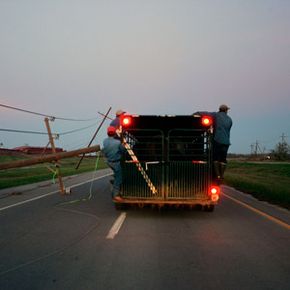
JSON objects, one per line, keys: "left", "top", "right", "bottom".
{"left": 0, "top": 169, "right": 289, "bottom": 290}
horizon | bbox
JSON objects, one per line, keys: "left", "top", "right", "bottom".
{"left": 1, "top": 1, "right": 290, "bottom": 154}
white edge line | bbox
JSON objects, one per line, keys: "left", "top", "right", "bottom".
{"left": 106, "top": 212, "right": 127, "bottom": 239}
{"left": 69, "top": 173, "right": 112, "bottom": 189}
{"left": 0, "top": 173, "right": 113, "bottom": 212}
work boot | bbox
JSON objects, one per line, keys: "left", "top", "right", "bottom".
{"left": 113, "top": 195, "right": 123, "bottom": 202}
{"left": 214, "top": 161, "right": 221, "bottom": 180}
{"left": 220, "top": 162, "right": 227, "bottom": 179}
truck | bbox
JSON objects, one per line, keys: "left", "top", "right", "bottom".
{"left": 114, "top": 113, "right": 220, "bottom": 211}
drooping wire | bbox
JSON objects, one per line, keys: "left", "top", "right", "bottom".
{"left": 58, "top": 122, "right": 99, "bottom": 136}
{"left": 0, "top": 103, "right": 96, "bottom": 122}
{"left": 0, "top": 122, "right": 99, "bottom": 136}
{"left": 0, "top": 128, "right": 48, "bottom": 135}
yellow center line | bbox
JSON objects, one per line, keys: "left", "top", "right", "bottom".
{"left": 223, "top": 193, "right": 290, "bottom": 230}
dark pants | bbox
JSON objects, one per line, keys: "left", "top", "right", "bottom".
{"left": 107, "top": 161, "right": 122, "bottom": 198}
{"left": 213, "top": 141, "right": 229, "bottom": 163}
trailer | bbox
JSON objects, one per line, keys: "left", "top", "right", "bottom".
{"left": 114, "top": 114, "right": 220, "bottom": 211}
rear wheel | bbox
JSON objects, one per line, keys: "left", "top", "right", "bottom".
{"left": 204, "top": 205, "right": 215, "bottom": 212}
{"left": 114, "top": 203, "right": 127, "bottom": 210}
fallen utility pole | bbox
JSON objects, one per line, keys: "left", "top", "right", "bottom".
{"left": 0, "top": 145, "right": 100, "bottom": 170}
{"left": 75, "top": 106, "right": 111, "bottom": 169}
{"left": 44, "top": 117, "right": 65, "bottom": 193}
{"left": 97, "top": 111, "right": 113, "bottom": 121}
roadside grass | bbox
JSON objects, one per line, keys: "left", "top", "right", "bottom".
{"left": 1, "top": 156, "right": 290, "bottom": 210}
{"left": 224, "top": 161, "right": 290, "bottom": 209}
{"left": 0, "top": 155, "right": 108, "bottom": 189}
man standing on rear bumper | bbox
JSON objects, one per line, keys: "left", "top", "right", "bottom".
{"left": 196, "top": 104, "right": 232, "bottom": 182}
{"left": 212, "top": 104, "right": 232, "bottom": 180}
{"left": 102, "top": 126, "right": 126, "bottom": 201}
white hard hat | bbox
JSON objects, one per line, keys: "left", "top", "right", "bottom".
{"left": 116, "top": 109, "right": 126, "bottom": 116}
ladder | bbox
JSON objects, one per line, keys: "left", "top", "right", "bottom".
{"left": 117, "top": 129, "right": 157, "bottom": 195}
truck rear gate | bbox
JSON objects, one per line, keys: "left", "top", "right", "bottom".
{"left": 118, "top": 115, "right": 218, "bottom": 208}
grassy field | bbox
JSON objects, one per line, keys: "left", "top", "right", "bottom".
{"left": 1, "top": 156, "right": 289, "bottom": 209}
{"left": 0, "top": 155, "right": 108, "bottom": 190}
{"left": 224, "top": 161, "right": 290, "bottom": 209}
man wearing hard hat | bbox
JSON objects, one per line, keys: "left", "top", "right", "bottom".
{"left": 110, "top": 109, "right": 126, "bottom": 128}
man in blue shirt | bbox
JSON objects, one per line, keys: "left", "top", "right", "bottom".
{"left": 196, "top": 104, "right": 232, "bottom": 182}
{"left": 103, "top": 126, "right": 126, "bottom": 201}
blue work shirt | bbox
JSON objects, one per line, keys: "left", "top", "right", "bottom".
{"left": 110, "top": 117, "right": 120, "bottom": 128}
{"left": 213, "top": 111, "right": 232, "bottom": 145}
{"left": 196, "top": 111, "right": 232, "bottom": 145}
{"left": 102, "top": 137, "right": 126, "bottom": 162}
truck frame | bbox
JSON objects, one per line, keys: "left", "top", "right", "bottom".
{"left": 115, "top": 114, "right": 220, "bottom": 211}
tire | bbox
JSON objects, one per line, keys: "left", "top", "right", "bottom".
{"left": 114, "top": 203, "right": 127, "bottom": 210}
{"left": 204, "top": 205, "right": 215, "bottom": 212}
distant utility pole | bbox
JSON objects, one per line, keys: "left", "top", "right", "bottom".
{"left": 255, "top": 140, "right": 260, "bottom": 155}
{"left": 250, "top": 143, "right": 255, "bottom": 155}
{"left": 251, "top": 140, "right": 263, "bottom": 155}
{"left": 280, "top": 133, "right": 288, "bottom": 143}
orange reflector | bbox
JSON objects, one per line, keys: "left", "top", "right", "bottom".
{"left": 211, "top": 194, "right": 219, "bottom": 202}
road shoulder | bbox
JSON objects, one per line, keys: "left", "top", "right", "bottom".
{"left": 222, "top": 185, "right": 290, "bottom": 227}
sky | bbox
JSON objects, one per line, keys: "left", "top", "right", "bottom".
{"left": 0, "top": 0, "right": 289, "bottom": 154}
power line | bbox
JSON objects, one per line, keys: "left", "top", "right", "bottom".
{"left": 0, "top": 122, "right": 99, "bottom": 137}
{"left": 0, "top": 103, "right": 97, "bottom": 122}
{"left": 0, "top": 128, "right": 48, "bottom": 135}
{"left": 58, "top": 122, "right": 99, "bottom": 136}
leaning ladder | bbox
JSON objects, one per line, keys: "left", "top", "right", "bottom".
{"left": 118, "top": 129, "right": 157, "bottom": 195}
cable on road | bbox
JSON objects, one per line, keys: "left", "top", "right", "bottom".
{"left": 55, "top": 152, "right": 101, "bottom": 206}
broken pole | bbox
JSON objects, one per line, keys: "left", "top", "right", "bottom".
{"left": 75, "top": 106, "right": 111, "bottom": 169}
{"left": 0, "top": 145, "right": 100, "bottom": 170}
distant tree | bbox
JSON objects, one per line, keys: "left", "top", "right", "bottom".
{"left": 271, "top": 141, "right": 290, "bottom": 161}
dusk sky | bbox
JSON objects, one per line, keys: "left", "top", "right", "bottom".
{"left": 1, "top": 0, "right": 289, "bottom": 154}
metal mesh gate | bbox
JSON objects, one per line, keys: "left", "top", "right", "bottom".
{"left": 166, "top": 129, "right": 211, "bottom": 199}
{"left": 120, "top": 126, "right": 212, "bottom": 201}
{"left": 121, "top": 129, "right": 164, "bottom": 199}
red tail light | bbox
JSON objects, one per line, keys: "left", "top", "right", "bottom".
{"left": 121, "top": 115, "right": 132, "bottom": 127}
{"left": 201, "top": 116, "right": 213, "bottom": 127}
{"left": 208, "top": 185, "right": 220, "bottom": 202}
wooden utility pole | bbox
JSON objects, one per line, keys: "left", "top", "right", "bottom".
{"left": 44, "top": 118, "right": 65, "bottom": 193}
{"left": 0, "top": 145, "right": 100, "bottom": 170}
{"left": 97, "top": 111, "right": 113, "bottom": 121}
{"left": 75, "top": 107, "right": 111, "bottom": 169}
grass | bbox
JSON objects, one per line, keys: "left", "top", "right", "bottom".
{"left": 0, "top": 155, "right": 108, "bottom": 190}
{"left": 1, "top": 156, "right": 290, "bottom": 210}
{"left": 224, "top": 161, "right": 290, "bottom": 209}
